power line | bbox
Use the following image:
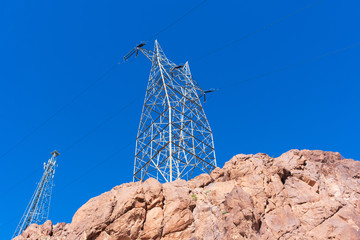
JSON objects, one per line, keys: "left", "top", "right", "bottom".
{"left": 3, "top": 93, "right": 140, "bottom": 230}
{"left": 5, "top": 40, "right": 357, "bottom": 231}
{"left": 149, "top": 0, "right": 209, "bottom": 40}
{"left": 219, "top": 42, "right": 360, "bottom": 89}
{"left": 193, "top": 0, "right": 324, "bottom": 62}
{"left": 2, "top": 0, "right": 208, "bottom": 206}
{"left": 0, "top": 142, "right": 133, "bottom": 232}
{"left": 61, "top": 95, "right": 142, "bottom": 154}
{"left": 0, "top": 63, "right": 122, "bottom": 161}
{"left": 1, "top": 64, "right": 129, "bottom": 198}
{"left": 2, "top": 94, "right": 142, "bottom": 196}
{"left": 3, "top": 92, "right": 138, "bottom": 229}
{"left": 0, "top": 0, "right": 324, "bottom": 163}
{"left": 1, "top": 0, "right": 209, "bottom": 163}
{"left": 3, "top": 94, "right": 140, "bottom": 230}
{"left": 3, "top": 2, "right": 211, "bottom": 234}
{"left": 57, "top": 0, "right": 212, "bottom": 155}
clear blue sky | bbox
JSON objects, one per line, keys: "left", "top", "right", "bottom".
{"left": 1, "top": 0, "right": 359, "bottom": 238}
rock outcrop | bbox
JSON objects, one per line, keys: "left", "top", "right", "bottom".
{"left": 14, "top": 149, "right": 360, "bottom": 240}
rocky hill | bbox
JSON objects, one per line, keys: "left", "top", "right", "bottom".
{"left": 14, "top": 150, "right": 360, "bottom": 240}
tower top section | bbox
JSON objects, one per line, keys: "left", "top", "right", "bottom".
{"left": 51, "top": 150, "right": 60, "bottom": 157}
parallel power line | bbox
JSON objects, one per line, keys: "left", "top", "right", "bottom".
{"left": 219, "top": 42, "right": 360, "bottom": 90}
{"left": 61, "top": 95, "right": 142, "bottom": 154}
{"left": 0, "top": 63, "right": 121, "bottom": 161}
{"left": 0, "top": 0, "right": 209, "bottom": 163}
{"left": 48, "top": 41, "right": 360, "bottom": 190}
{"left": 3, "top": 3, "right": 210, "bottom": 235}
{"left": 193, "top": 0, "right": 324, "bottom": 62}
{"left": 149, "top": 0, "right": 209, "bottom": 40}
{"left": 3, "top": 0, "right": 330, "bottom": 197}
{"left": 7, "top": 41, "right": 358, "bottom": 201}
{"left": 4, "top": 0, "right": 208, "bottom": 199}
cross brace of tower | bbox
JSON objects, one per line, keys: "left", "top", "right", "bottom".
{"left": 131, "top": 40, "right": 217, "bottom": 183}
{"left": 13, "top": 150, "right": 60, "bottom": 238}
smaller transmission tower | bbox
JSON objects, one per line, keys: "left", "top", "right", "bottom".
{"left": 13, "top": 150, "right": 59, "bottom": 238}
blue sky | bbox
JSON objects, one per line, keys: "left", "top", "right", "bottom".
{"left": 1, "top": 0, "right": 359, "bottom": 238}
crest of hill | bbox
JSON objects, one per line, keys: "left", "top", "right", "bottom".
{"left": 14, "top": 149, "right": 360, "bottom": 240}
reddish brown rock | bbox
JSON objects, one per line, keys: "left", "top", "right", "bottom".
{"left": 140, "top": 207, "right": 164, "bottom": 240}
{"left": 162, "top": 180, "right": 195, "bottom": 237}
{"left": 13, "top": 220, "right": 53, "bottom": 240}
{"left": 15, "top": 149, "right": 360, "bottom": 240}
{"left": 142, "top": 178, "right": 163, "bottom": 210}
{"left": 263, "top": 205, "right": 300, "bottom": 238}
{"left": 188, "top": 173, "right": 212, "bottom": 189}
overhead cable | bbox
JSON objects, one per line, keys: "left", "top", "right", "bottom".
{"left": 149, "top": 0, "right": 209, "bottom": 40}
{"left": 0, "top": 63, "right": 121, "bottom": 161}
{"left": 219, "top": 42, "right": 360, "bottom": 90}
{"left": 193, "top": 0, "right": 324, "bottom": 62}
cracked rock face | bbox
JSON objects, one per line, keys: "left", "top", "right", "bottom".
{"left": 14, "top": 149, "right": 360, "bottom": 240}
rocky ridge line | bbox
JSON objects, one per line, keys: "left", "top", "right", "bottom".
{"left": 14, "top": 149, "right": 360, "bottom": 240}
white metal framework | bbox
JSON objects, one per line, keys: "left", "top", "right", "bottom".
{"left": 132, "top": 41, "right": 216, "bottom": 183}
{"left": 13, "top": 150, "right": 59, "bottom": 238}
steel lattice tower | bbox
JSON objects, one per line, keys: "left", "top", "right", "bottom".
{"left": 132, "top": 41, "right": 216, "bottom": 183}
{"left": 13, "top": 150, "right": 59, "bottom": 238}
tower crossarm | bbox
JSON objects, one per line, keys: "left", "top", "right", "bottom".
{"left": 138, "top": 48, "right": 156, "bottom": 61}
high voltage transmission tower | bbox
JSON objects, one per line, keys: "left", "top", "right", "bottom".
{"left": 125, "top": 40, "right": 216, "bottom": 183}
{"left": 13, "top": 150, "right": 59, "bottom": 238}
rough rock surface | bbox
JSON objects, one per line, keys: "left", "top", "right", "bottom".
{"left": 14, "top": 149, "right": 360, "bottom": 240}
